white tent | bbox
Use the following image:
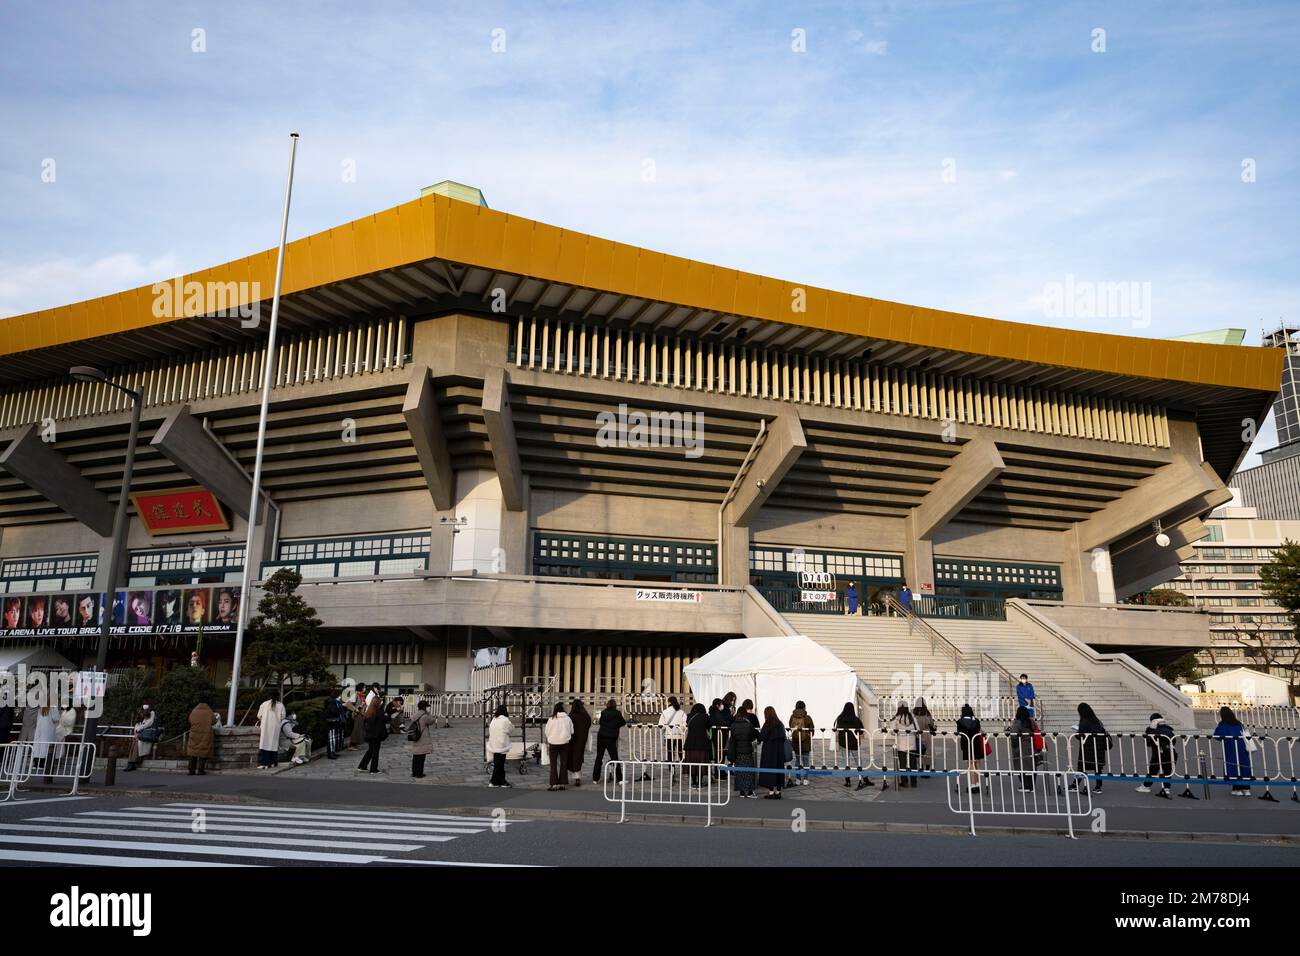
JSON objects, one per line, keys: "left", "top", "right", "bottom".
{"left": 684, "top": 635, "right": 859, "bottom": 735}
{"left": 0, "top": 645, "right": 78, "bottom": 672}
{"left": 1201, "top": 667, "right": 1292, "bottom": 705}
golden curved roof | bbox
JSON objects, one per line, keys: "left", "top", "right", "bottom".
{"left": 0, "top": 192, "right": 1283, "bottom": 394}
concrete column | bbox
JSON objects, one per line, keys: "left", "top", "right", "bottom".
{"left": 451, "top": 469, "right": 503, "bottom": 573}
{"left": 1091, "top": 545, "right": 1116, "bottom": 604}
{"left": 903, "top": 513, "right": 936, "bottom": 595}
{"left": 722, "top": 522, "right": 750, "bottom": 586}
{"left": 498, "top": 476, "right": 531, "bottom": 575}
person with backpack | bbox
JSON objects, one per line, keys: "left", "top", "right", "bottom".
{"left": 324, "top": 688, "right": 346, "bottom": 759}
{"left": 913, "top": 698, "right": 936, "bottom": 778}
{"left": 1214, "top": 706, "right": 1253, "bottom": 795}
{"left": 407, "top": 699, "right": 435, "bottom": 778}
{"left": 1007, "top": 705, "right": 1036, "bottom": 792}
{"left": 1075, "top": 702, "right": 1110, "bottom": 794}
{"left": 684, "top": 703, "right": 712, "bottom": 787}
{"left": 788, "top": 701, "right": 814, "bottom": 787}
{"left": 956, "top": 703, "right": 984, "bottom": 792}
{"left": 356, "top": 694, "right": 387, "bottom": 774}
{"left": 1138, "top": 712, "right": 1176, "bottom": 798}
{"left": 890, "top": 702, "right": 919, "bottom": 788}
{"left": 757, "top": 706, "right": 788, "bottom": 799}
{"left": 545, "top": 702, "right": 574, "bottom": 791}
{"left": 592, "top": 699, "right": 627, "bottom": 784}
{"left": 834, "top": 702, "right": 872, "bottom": 790}
{"left": 567, "top": 699, "right": 592, "bottom": 787}
{"left": 255, "top": 693, "right": 284, "bottom": 769}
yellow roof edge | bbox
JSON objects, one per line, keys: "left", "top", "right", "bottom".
{"left": 0, "top": 193, "right": 1284, "bottom": 394}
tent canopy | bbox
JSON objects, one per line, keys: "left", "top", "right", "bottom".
{"left": 0, "top": 645, "right": 78, "bottom": 672}
{"left": 684, "top": 635, "right": 859, "bottom": 735}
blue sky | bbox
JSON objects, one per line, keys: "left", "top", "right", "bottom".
{"left": 1, "top": 0, "right": 1297, "bottom": 458}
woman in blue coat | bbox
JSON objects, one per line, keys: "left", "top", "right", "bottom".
{"left": 845, "top": 581, "right": 859, "bottom": 616}
{"left": 1213, "top": 706, "right": 1252, "bottom": 795}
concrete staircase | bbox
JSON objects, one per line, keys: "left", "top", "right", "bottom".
{"left": 786, "top": 613, "right": 958, "bottom": 704}
{"left": 929, "top": 618, "right": 1163, "bottom": 732}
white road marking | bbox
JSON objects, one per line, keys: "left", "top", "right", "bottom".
{"left": 159, "top": 802, "right": 515, "bottom": 824}
{"left": 0, "top": 847, "right": 255, "bottom": 867}
{"left": 0, "top": 832, "right": 391, "bottom": 864}
{"left": 32, "top": 815, "right": 458, "bottom": 843}
{"left": 0, "top": 823, "right": 423, "bottom": 852}
{"left": 380, "top": 858, "right": 542, "bottom": 868}
{"left": 72, "top": 810, "right": 482, "bottom": 837}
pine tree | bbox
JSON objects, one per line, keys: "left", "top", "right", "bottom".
{"left": 245, "top": 569, "right": 332, "bottom": 701}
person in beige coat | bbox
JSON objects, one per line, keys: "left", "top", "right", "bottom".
{"left": 408, "top": 699, "right": 435, "bottom": 778}
{"left": 186, "top": 701, "right": 218, "bottom": 775}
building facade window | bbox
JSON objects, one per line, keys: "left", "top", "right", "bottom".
{"left": 534, "top": 532, "right": 717, "bottom": 583}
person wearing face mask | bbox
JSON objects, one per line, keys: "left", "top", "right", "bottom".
{"left": 124, "top": 702, "right": 157, "bottom": 771}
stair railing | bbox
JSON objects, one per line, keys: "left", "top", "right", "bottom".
{"left": 884, "top": 595, "right": 1028, "bottom": 720}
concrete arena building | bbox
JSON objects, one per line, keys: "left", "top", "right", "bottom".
{"left": 0, "top": 183, "right": 1285, "bottom": 729}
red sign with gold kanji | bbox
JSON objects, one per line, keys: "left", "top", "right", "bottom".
{"left": 130, "top": 487, "right": 230, "bottom": 535}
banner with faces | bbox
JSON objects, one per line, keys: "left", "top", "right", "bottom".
{"left": 1, "top": 586, "right": 241, "bottom": 637}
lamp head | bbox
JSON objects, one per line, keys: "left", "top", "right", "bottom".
{"left": 69, "top": 365, "right": 107, "bottom": 384}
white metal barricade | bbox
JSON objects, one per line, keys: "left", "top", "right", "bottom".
{"left": 947, "top": 769, "right": 1092, "bottom": 838}
{"left": 602, "top": 760, "right": 730, "bottom": 826}
{"left": 27, "top": 742, "right": 97, "bottom": 796}
{"left": 0, "top": 743, "right": 34, "bottom": 802}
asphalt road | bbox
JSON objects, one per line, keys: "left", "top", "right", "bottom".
{"left": 0, "top": 793, "right": 1295, "bottom": 868}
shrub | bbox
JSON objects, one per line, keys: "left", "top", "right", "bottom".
{"left": 155, "top": 666, "right": 218, "bottom": 744}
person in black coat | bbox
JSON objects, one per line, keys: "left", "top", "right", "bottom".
{"left": 708, "top": 698, "right": 729, "bottom": 780}
{"left": 757, "top": 706, "right": 788, "bottom": 799}
{"left": 592, "top": 699, "right": 627, "bottom": 783}
{"left": 1075, "top": 702, "right": 1109, "bottom": 794}
{"left": 1139, "top": 712, "right": 1176, "bottom": 798}
{"left": 684, "top": 703, "right": 712, "bottom": 787}
{"left": 357, "top": 696, "right": 388, "bottom": 774}
{"left": 956, "top": 703, "right": 983, "bottom": 792}
{"left": 833, "top": 702, "right": 871, "bottom": 790}
{"left": 726, "top": 707, "right": 759, "bottom": 798}
{"left": 0, "top": 704, "right": 13, "bottom": 744}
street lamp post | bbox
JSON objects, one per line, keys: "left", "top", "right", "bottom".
{"left": 70, "top": 366, "right": 142, "bottom": 749}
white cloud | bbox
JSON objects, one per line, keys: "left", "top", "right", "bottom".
{"left": 0, "top": 253, "right": 181, "bottom": 318}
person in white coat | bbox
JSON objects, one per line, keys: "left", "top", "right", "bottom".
{"left": 124, "top": 703, "right": 156, "bottom": 771}
{"left": 255, "top": 693, "right": 287, "bottom": 769}
{"left": 31, "top": 706, "right": 61, "bottom": 781}
{"left": 544, "top": 702, "right": 574, "bottom": 791}
{"left": 657, "top": 696, "right": 688, "bottom": 777}
{"left": 487, "top": 705, "right": 514, "bottom": 788}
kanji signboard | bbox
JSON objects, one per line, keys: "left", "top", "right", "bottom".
{"left": 130, "top": 487, "right": 229, "bottom": 535}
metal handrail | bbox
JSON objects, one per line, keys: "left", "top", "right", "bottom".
{"left": 885, "top": 595, "right": 1024, "bottom": 716}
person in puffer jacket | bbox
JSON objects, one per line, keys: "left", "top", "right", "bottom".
{"left": 726, "top": 707, "right": 759, "bottom": 798}
{"left": 788, "top": 702, "right": 815, "bottom": 787}
{"left": 487, "top": 705, "right": 514, "bottom": 789}
{"left": 544, "top": 702, "right": 574, "bottom": 791}
{"left": 956, "top": 704, "right": 983, "bottom": 792}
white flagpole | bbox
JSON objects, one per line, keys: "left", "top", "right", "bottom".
{"left": 227, "top": 132, "right": 299, "bottom": 725}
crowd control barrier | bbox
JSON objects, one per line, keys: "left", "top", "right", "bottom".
{"left": 947, "top": 769, "right": 1092, "bottom": 837}
{"left": 601, "top": 760, "right": 730, "bottom": 826}
{"left": 0, "top": 743, "right": 34, "bottom": 802}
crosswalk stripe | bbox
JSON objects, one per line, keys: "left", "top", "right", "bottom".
{"left": 383, "top": 859, "right": 541, "bottom": 868}
{"left": 0, "top": 833, "right": 391, "bottom": 864}
{"left": 160, "top": 802, "right": 512, "bottom": 824}
{"left": 0, "top": 823, "right": 424, "bottom": 852}
{"left": 72, "top": 811, "right": 484, "bottom": 837}
{"left": 33, "top": 816, "right": 459, "bottom": 843}
{"left": 0, "top": 847, "right": 256, "bottom": 867}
